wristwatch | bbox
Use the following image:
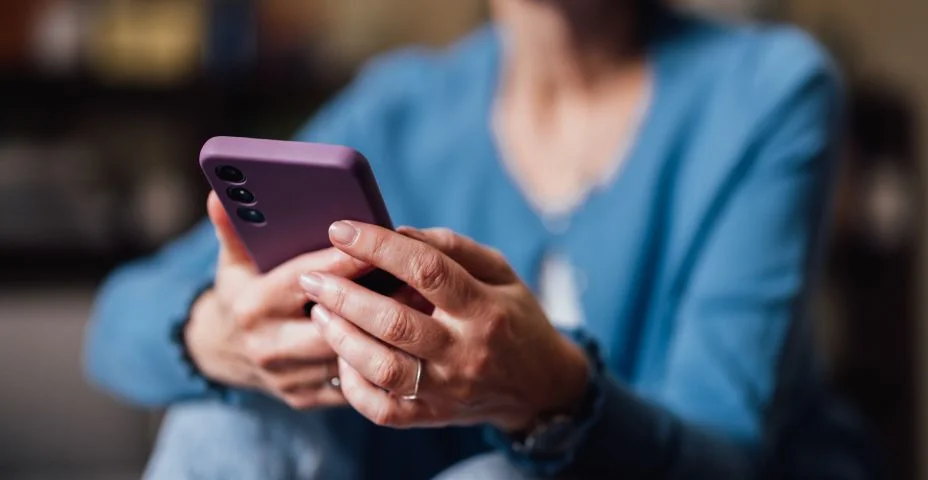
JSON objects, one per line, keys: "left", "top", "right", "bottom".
{"left": 513, "top": 413, "right": 585, "bottom": 457}
{"left": 508, "top": 329, "right": 605, "bottom": 458}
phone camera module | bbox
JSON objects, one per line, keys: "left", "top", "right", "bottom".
{"left": 237, "top": 207, "right": 266, "bottom": 224}
{"left": 227, "top": 186, "right": 255, "bottom": 204}
{"left": 216, "top": 165, "right": 245, "bottom": 183}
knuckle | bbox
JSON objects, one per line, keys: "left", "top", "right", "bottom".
{"left": 230, "top": 295, "right": 262, "bottom": 328}
{"left": 327, "top": 323, "right": 351, "bottom": 351}
{"left": 329, "top": 283, "right": 349, "bottom": 313}
{"left": 488, "top": 248, "right": 510, "bottom": 269}
{"left": 423, "top": 327, "right": 452, "bottom": 356}
{"left": 466, "top": 349, "right": 492, "bottom": 379}
{"left": 431, "top": 228, "right": 457, "bottom": 249}
{"left": 482, "top": 303, "right": 508, "bottom": 334}
{"left": 372, "top": 355, "right": 405, "bottom": 389}
{"left": 213, "top": 283, "right": 235, "bottom": 307}
{"left": 410, "top": 254, "right": 448, "bottom": 292}
{"left": 247, "top": 345, "right": 277, "bottom": 369}
{"left": 455, "top": 383, "right": 480, "bottom": 406}
{"left": 378, "top": 308, "right": 417, "bottom": 345}
{"left": 368, "top": 231, "right": 389, "bottom": 262}
{"left": 264, "top": 375, "right": 290, "bottom": 394}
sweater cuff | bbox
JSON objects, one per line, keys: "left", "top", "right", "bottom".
{"left": 168, "top": 282, "right": 231, "bottom": 401}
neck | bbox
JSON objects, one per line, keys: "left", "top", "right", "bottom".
{"left": 493, "top": 0, "right": 645, "bottom": 95}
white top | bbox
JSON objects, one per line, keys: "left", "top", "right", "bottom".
{"left": 538, "top": 252, "right": 586, "bottom": 328}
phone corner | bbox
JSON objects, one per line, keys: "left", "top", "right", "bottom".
{"left": 199, "top": 136, "right": 235, "bottom": 166}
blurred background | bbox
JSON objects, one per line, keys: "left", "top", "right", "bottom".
{"left": 0, "top": 0, "right": 925, "bottom": 479}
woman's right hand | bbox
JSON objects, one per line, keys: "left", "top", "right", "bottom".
{"left": 183, "top": 192, "right": 370, "bottom": 409}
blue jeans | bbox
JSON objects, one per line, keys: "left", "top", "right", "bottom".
{"left": 144, "top": 400, "right": 534, "bottom": 480}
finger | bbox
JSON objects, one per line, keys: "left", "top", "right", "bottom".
{"left": 337, "top": 358, "right": 422, "bottom": 428}
{"left": 328, "top": 221, "right": 485, "bottom": 315}
{"left": 246, "top": 320, "right": 334, "bottom": 365}
{"left": 312, "top": 305, "right": 422, "bottom": 396}
{"left": 261, "top": 360, "right": 337, "bottom": 392}
{"left": 248, "top": 248, "right": 373, "bottom": 319}
{"left": 392, "top": 285, "right": 434, "bottom": 315}
{"left": 301, "top": 273, "right": 452, "bottom": 359}
{"left": 262, "top": 358, "right": 329, "bottom": 374}
{"left": 272, "top": 247, "right": 372, "bottom": 286}
{"left": 262, "top": 357, "right": 338, "bottom": 394}
{"left": 207, "top": 191, "right": 255, "bottom": 271}
{"left": 398, "top": 227, "right": 518, "bottom": 285}
{"left": 280, "top": 381, "right": 347, "bottom": 410}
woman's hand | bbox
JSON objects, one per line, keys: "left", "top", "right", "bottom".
{"left": 301, "top": 222, "right": 590, "bottom": 432}
{"left": 184, "top": 192, "right": 370, "bottom": 409}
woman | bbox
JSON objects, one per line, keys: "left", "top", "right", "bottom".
{"left": 85, "top": 0, "right": 871, "bottom": 478}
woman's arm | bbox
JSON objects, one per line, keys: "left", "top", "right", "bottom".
{"left": 84, "top": 221, "right": 220, "bottom": 405}
{"left": 490, "top": 32, "right": 843, "bottom": 478}
{"left": 82, "top": 49, "right": 430, "bottom": 406}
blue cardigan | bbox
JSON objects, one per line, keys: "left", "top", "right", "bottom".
{"left": 85, "top": 13, "right": 859, "bottom": 479}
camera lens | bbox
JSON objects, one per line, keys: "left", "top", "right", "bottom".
{"left": 237, "top": 207, "right": 265, "bottom": 224}
{"left": 216, "top": 165, "right": 245, "bottom": 183}
{"left": 227, "top": 186, "right": 255, "bottom": 204}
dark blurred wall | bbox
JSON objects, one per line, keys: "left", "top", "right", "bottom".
{"left": 0, "top": 0, "right": 487, "bottom": 284}
{"left": 0, "top": 2, "right": 486, "bottom": 478}
{"left": 788, "top": 0, "right": 928, "bottom": 478}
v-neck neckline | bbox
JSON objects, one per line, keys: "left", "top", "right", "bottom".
{"left": 480, "top": 26, "right": 668, "bottom": 231}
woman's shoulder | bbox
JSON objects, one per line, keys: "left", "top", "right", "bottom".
{"left": 294, "top": 28, "right": 498, "bottom": 223}
{"left": 657, "top": 13, "right": 841, "bottom": 106}
{"left": 331, "top": 26, "right": 497, "bottom": 115}
{"left": 653, "top": 15, "right": 843, "bottom": 233}
{"left": 294, "top": 25, "right": 496, "bottom": 156}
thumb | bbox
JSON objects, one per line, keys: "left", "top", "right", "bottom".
{"left": 207, "top": 191, "right": 255, "bottom": 270}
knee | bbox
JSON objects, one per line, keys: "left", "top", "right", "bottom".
{"left": 435, "top": 453, "right": 535, "bottom": 480}
{"left": 149, "top": 401, "right": 281, "bottom": 463}
{"left": 145, "top": 401, "right": 358, "bottom": 480}
{"left": 145, "top": 401, "right": 298, "bottom": 480}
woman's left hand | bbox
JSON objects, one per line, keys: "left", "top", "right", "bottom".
{"left": 299, "top": 221, "right": 590, "bottom": 432}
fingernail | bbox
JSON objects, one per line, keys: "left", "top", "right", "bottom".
{"left": 313, "top": 304, "right": 331, "bottom": 325}
{"left": 330, "top": 221, "right": 359, "bottom": 246}
{"left": 299, "top": 273, "right": 324, "bottom": 298}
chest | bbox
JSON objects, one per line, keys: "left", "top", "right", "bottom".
{"left": 491, "top": 85, "right": 650, "bottom": 216}
{"left": 372, "top": 77, "right": 746, "bottom": 379}
{"left": 384, "top": 130, "right": 680, "bottom": 377}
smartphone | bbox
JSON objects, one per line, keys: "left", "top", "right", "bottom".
{"left": 199, "top": 136, "right": 404, "bottom": 303}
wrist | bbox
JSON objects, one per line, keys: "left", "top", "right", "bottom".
{"left": 184, "top": 289, "right": 231, "bottom": 385}
{"left": 542, "top": 336, "right": 591, "bottom": 416}
{"left": 170, "top": 285, "right": 235, "bottom": 398}
{"left": 502, "top": 335, "right": 591, "bottom": 433}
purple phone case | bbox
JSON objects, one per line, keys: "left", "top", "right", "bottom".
{"left": 199, "top": 137, "right": 397, "bottom": 283}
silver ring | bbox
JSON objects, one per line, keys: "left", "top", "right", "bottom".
{"left": 400, "top": 358, "right": 422, "bottom": 401}
{"left": 326, "top": 363, "right": 340, "bottom": 389}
